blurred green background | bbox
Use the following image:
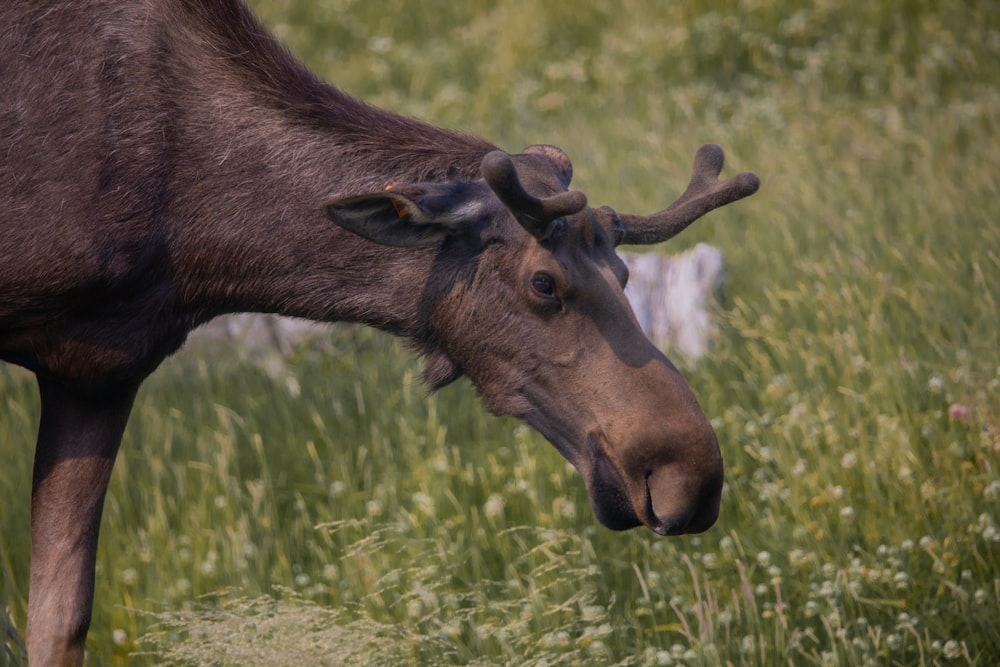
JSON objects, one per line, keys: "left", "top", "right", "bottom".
{"left": 3, "top": 1, "right": 999, "bottom": 664}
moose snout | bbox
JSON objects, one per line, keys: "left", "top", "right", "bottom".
{"left": 638, "top": 415, "right": 724, "bottom": 536}
{"left": 583, "top": 424, "right": 724, "bottom": 536}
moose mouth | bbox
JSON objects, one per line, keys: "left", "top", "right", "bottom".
{"left": 584, "top": 451, "right": 646, "bottom": 532}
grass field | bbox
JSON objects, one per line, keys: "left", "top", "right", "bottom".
{"left": 3, "top": 1, "right": 1000, "bottom": 665}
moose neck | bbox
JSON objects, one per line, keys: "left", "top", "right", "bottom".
{"left": 161, "top": 0, "right": 496, "bottom": 335}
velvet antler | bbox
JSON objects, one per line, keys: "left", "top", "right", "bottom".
{"left": 615, "top": 144, "right": 759, "bottom": 246}
{"left": 480, "top": 150, "right": 588, "bottom": 238}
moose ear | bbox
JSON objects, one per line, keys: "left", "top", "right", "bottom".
{"left": 325, "top": 184, "right": 486, "bottom": 248}
{"left": 522, "top": 144, "right": 574, "bottom": 187}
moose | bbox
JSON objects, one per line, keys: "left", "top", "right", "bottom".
{"left": 0, "top": 0, "right": 759, "bottom": 663}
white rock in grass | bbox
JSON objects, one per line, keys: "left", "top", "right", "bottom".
{"left": 622, "top": 243, "right": 725, "bottom": 358}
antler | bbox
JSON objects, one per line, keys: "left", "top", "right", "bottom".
{"left": 616, "top": 144, "right": 760, "bottom": 246}
{"left": 481, "top": 150, "right": 587, "bottom": 238}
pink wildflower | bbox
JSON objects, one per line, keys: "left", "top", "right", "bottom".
{"left": 948, "top": 403, "right": 972, "bottom": 422}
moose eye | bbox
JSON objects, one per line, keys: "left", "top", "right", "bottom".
{"left": 530, "top": 272, "right": 557, "bottom": 298}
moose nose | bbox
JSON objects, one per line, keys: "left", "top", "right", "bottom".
{"left": 644, "top": 455, "right": 724, "bottom": 535}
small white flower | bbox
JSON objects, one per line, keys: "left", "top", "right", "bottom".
{"left": 412, "top": 491, "right": 434, "bottom": 515}
{"left": 655, "top": 649, "right": 674, "bottom": 665}
{"left": 483, "top": 493, "right": 505, "bottom": 520}
{"left": 553, "top": 496, "right": 576, "bottom": 519}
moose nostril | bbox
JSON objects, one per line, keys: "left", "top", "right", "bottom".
{"left": 643, "top": 478, "right": 668, "bottom": 535}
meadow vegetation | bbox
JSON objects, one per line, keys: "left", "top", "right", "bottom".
{"left": 3, "top": 1, "right": 999, "bottom": 664}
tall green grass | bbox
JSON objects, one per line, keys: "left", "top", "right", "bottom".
{"left": 3, "top": 1, "right": 999, "bottom": 664}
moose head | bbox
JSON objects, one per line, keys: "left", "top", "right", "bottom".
{"left": 327, "top": 143, "right": 760, "bottom": 535}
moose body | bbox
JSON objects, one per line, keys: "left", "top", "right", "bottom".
{"left": 0, "top": 1, "right": 758, "bottom": 663}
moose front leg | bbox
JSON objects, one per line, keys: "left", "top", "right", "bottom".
{"left": 27, "top": 377, "right": 138, "bottom": 667}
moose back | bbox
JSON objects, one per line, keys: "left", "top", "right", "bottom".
{"left": 0, "top": 0, "right": 759, "bottom": 663}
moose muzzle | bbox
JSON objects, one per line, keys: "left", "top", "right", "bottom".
{"left": 582, "top": 413, "right": 724, "bottom": 536}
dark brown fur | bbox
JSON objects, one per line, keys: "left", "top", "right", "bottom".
{"left": 1, "top": 1, "right": 757, "bottom": 664}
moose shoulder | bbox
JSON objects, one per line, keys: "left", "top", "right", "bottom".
{"left": 0, "top": 0, "right": 759, "bottom": 663}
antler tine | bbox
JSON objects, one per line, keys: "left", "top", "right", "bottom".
{"left": 481, "top": 151, "right": 587, "bottom": 238}
{"left": 616, "top": 144, "right": 760, "bottom": 246}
